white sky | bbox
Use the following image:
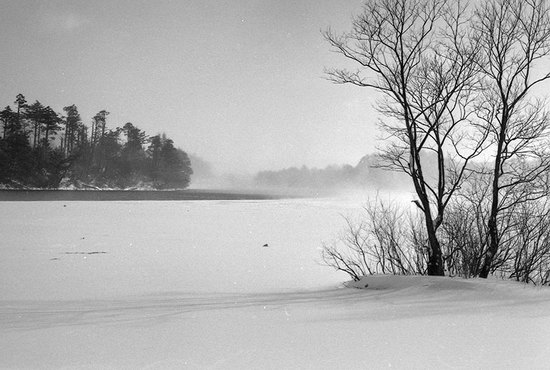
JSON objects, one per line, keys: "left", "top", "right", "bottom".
{"left": 0, "top": 0, "right": 378, "bottom": 174}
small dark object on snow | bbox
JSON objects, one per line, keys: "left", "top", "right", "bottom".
{"left": 364, "top": 284, "right": 369, "bottom": 288}
{"left": 263, "top": 243, "right": 269, "bottom": 247}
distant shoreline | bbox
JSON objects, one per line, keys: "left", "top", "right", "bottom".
{"left": 0, "top": 189, "right": 278, "bottom": 201}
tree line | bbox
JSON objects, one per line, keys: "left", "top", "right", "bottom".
{"left": 254, "top": 154, "right": 418, "bottom": 191}
{"left": 0, "top": 94, "right": 192, "bottom": 189}
{"left": 323, "top": 0, "right": 550, "bottom": 282}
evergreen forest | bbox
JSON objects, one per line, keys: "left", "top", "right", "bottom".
{"left": 0, "top": 94, "right": 193, "bottom": 189}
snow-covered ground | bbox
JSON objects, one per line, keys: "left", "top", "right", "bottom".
{"left": 1, "top": 198, "right": 550, "bottom": 369}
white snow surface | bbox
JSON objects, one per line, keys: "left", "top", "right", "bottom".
{"left": 1, "top": 198, "right": 550, "bottom": 369}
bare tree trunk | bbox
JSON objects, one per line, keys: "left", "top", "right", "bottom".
{"left": 416, "top": 174, "right": 444, "bottom": 275}
{"left": 427, "top": 226, "right": 444, "bottom": 275}
{"left": 479, "top": 133, "right": 505, "bottom": 278}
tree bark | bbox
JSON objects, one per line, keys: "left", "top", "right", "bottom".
{"left": 427, "top": 228, "right": 445, "bottom": 276}
{"left": 479, "top": 111, "right": 507, "bottom": 278}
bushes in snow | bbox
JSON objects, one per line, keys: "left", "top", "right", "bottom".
{"left": 322, "top": 192, "right": 550, "bottom": 285}
{"left": 322, "top": 197, "right": 428, "bottom": 278}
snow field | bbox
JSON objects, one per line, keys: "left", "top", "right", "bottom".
{"left": 0, "top": 199, "right": 359, "bottom": 301}
{"left": 1, "top": 198, "right": 549, "bottom": 369}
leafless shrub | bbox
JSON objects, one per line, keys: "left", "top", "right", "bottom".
{"left": 441, "top": 201, "right": 487, "bottom": 278}
{"left": 321, "top": 197, "right": 427, "bottom": 280}
{"left": 438, "top": 173, "right": 491, "bottom": 277}
{"left": 441, "top": 170, "right": 550, "bottom": 284}
{"left": 497, "top": 200, "right": 550, "bottom": 284}
{"left": 323, "top": 175, "right": 550, "bottom": 285}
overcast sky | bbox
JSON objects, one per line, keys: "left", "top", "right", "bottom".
{"left": 0, "top": 0, "right": 378, "bottom": 174}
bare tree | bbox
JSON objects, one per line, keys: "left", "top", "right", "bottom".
{"left": 325, "top": 0, "right": 486, "bottom": 275}
{"left": 473, "top": 0, "right": 550, "bottom": 278}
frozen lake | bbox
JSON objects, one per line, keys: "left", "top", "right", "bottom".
{"left": 1, "top": 197, "right": 371, "bottom": 301}
{"left": 2, "top": 195, "right": 550, "bottom": 369}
